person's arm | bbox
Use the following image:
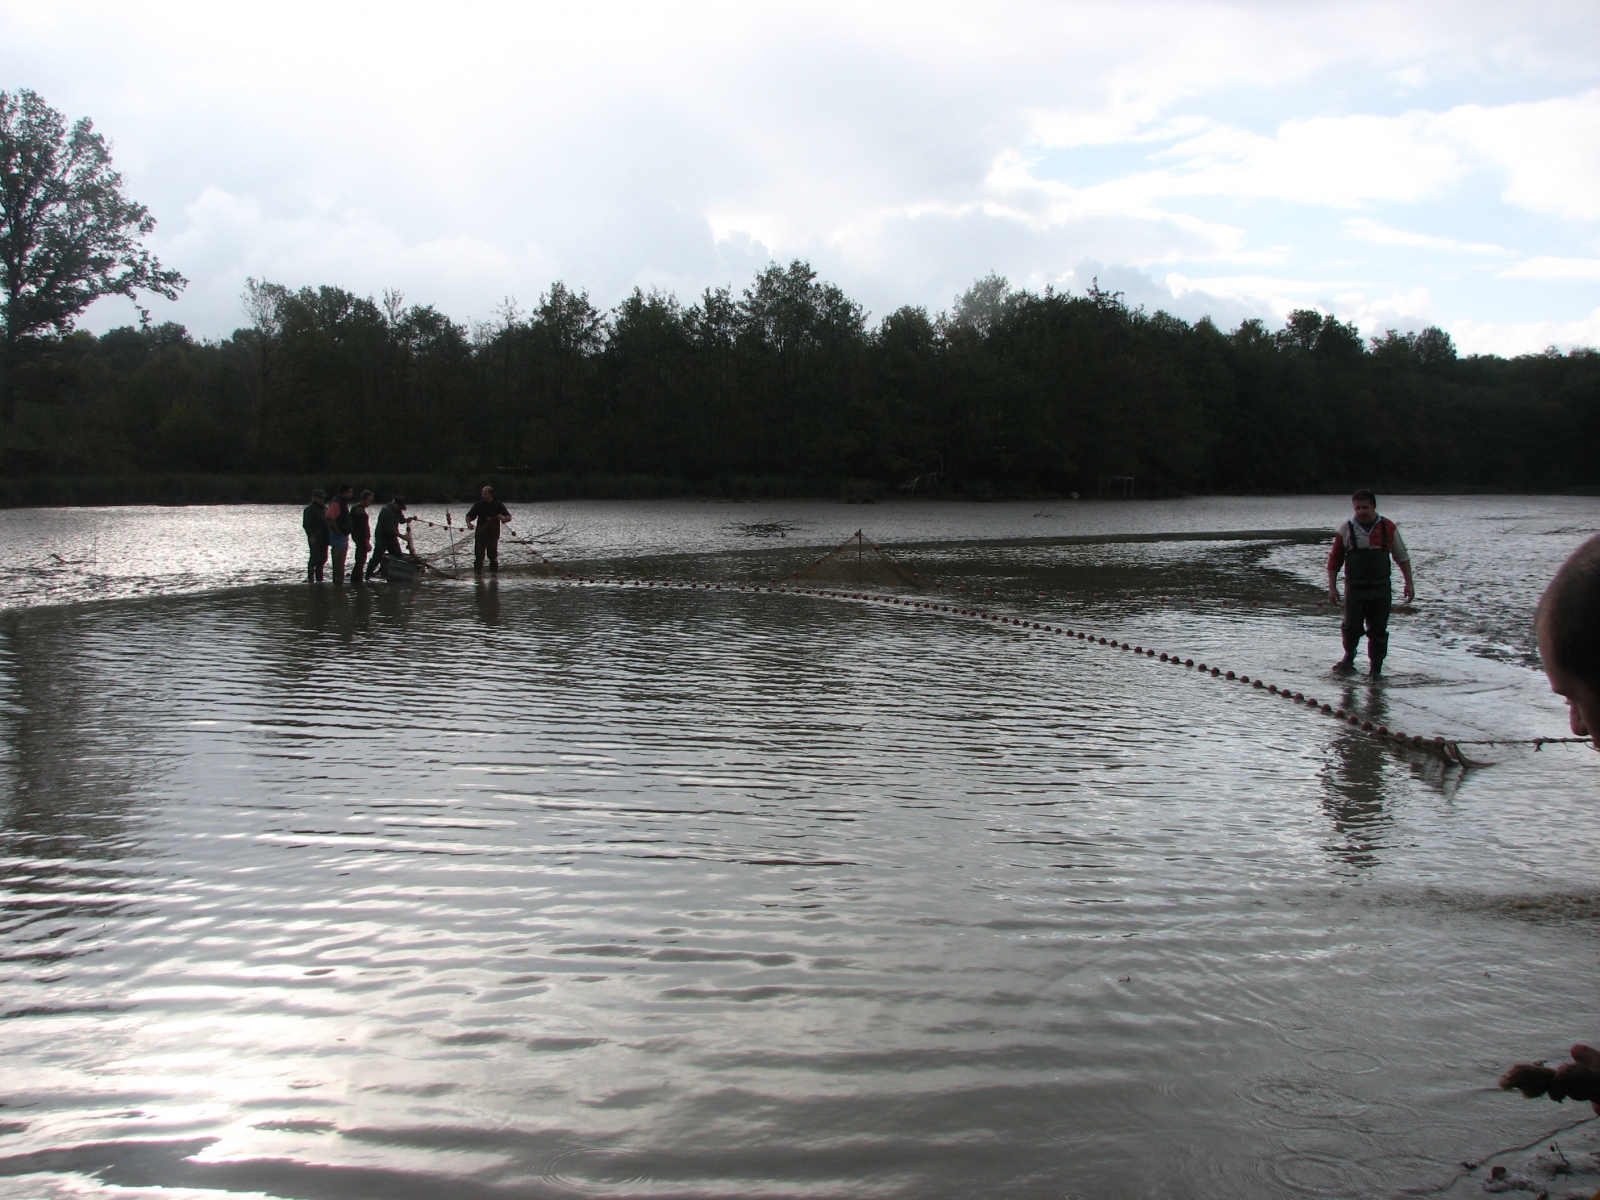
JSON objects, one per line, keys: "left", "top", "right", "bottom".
{"left": 498, "top": 505, "right": 512, "bottom": 524}
{"left": 1327, "top": 534, "right": 1345, "bottom": 604}
{"left": 1390, "top": 524, "right": 1415, "bottom": 602}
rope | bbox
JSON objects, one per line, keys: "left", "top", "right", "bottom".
{"left": 1403, "top": 1113, "right": 1598, "bottom": 1196}
{"left": 443, "top": 569, "right": 1585, "bottom": 762}
{"left": 1449, "top": 738, "right": 1589, "bottom": 748}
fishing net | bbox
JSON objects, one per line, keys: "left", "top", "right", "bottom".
{"left": 778, "top": 530, "right": 930, "bottom": 591}
{"left": 405, "top": 519, "right": 568, "bottom": 579}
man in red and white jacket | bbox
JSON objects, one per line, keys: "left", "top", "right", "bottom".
{"left": 1327, "top": 489, "right": 1415, "bottom": 677}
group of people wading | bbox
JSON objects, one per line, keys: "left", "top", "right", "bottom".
{"left": 300, "top": 485, "right": 512, "bottom": 584}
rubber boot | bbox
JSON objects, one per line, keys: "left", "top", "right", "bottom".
{"left": 1335, "top": 633, "right": 1358, "bottom": 673}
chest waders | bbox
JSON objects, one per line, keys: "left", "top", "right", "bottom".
{"left": 1342, "top": 525, "right": 1393, "bottom": 673}
{"left": 474, "top": 517, "right": 503, "bottom": 572}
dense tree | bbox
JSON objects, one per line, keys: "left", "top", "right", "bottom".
{"left": 0, "top": 89, "right": 184, "bottom": 422}
{"left": 2, "top": 260, "right": 1596, "bottom": 498}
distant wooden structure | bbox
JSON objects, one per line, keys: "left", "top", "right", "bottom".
{"left": 1097, "top": 475, "right": 1135, "bottom": 499}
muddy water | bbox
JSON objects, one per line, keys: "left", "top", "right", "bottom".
{"left": 2, "top": 496, "right": 1599, "bottom": 1199}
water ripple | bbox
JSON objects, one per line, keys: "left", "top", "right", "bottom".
{"left": 2, "top": 500, "right": 1600, "bottom": 1196}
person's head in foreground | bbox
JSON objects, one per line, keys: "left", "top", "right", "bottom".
{"left": 1537, "top": 532, "right": 1600, "bottom": 749}
{"left": 482, "top": 486, "right": 495, "bottom": 500}
{"left": 1351, "top": 488, "right": 1377, "bottom": 525}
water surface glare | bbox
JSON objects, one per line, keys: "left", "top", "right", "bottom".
{"left": 3, "top": 498, "right": 1600, "bottom": 1198}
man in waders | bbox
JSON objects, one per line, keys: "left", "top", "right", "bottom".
{"left": 367, "top": 496, "right": 413, "bottom": 579}
{"left": 350, "top": 490, "right": 374, "bottom": 583}
{"left": 1327, "top": 489, "right": 1415, "bottom": 677}
{"left": 302, "top": 489, "right": 328, "bottom": 583}
{"left": 324, "top": 484, "right": 355, "bottom": 585}
{"left": 465, "top": 486, "right": 512, "bottom": 573}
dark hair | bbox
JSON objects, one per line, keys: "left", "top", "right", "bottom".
{"left": 1352, "top": 489, "right": 1376, "bottom": 505}
{"left": 1539, "top": 533, "right": 1600, "bottom": 692}
{"left": 360, "top": 490, "right": 374, "bottom": 501}
{"left": 337, "top": 483, "right": 353, "bottom": 494}
{"left": 392, "top": 496, "right": 405, "bottom": 508}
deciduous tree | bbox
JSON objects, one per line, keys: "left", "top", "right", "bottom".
{"left": 0, "top": 89, "right": 184, "bottom": 420}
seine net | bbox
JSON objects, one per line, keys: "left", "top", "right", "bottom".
{"left": 406, "top": 519, "right": 567, "bottom": 578}
{"left": 778, "top": 530, "right": 930, "bottom": 591}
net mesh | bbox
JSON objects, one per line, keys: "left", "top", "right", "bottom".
{"left": 406, "top": 521, "right": 567, "bottom": 578}
{"left": 779, "top": 530, "right": 930, "bottom": 591}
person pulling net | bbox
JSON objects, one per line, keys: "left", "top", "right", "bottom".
{"left": 407, "top": 513, "right": 570, "bottom": 577}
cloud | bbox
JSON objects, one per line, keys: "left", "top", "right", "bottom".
{"left": 1434, "top": 91, "right": 1600, "bottom": 221}
{"left": 1150, "top": 113, "right": 1465, "bottom": 207}
{"left": 1498, "top": 256, "right": 1600, "bottom": 282}
{"left": 1341, "top": 289, "right": 1435, "bottom": 335}
{"left": 133, "top": 187, "right": 552, "bottom": 333}
{"left": 1164, "top": 275, "right": 1439, "bottom": 339}
{"left": 12, "top": 0, "right": 1598, "bottom": 356}
{"left": 1343, "top": 219, "right": 1504, "bottom": 255}
{"left": 1166, "top": 272, "right": 1367, "bottom": 318}
{"left": 1452, "top": 308, "right": 1600, "bottom": 356}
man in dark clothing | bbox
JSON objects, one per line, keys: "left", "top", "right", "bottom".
{"left": 367, "top": 496, "right": 413, "bottom": 578}
{"left": 1327, "top": 489, "right": 1416, "bottom": 677}
{"left": 302, "top": 489, "right": 328, "bottom": 583}
{"left": 350, "top": 490, "right": 374, "bottom": 583}
{"left": 324, "top": 484, "right": 355, "bottom": 585}
{"left": 465, "top": 486, "right": 512, "bottom": 572}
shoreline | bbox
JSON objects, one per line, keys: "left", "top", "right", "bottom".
{"left": 4, "top": 472, "right": 1598, "bottom": 509}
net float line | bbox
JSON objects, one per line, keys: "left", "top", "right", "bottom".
{"left": 523, "top": 570, "right": 1583, "bottom": 764}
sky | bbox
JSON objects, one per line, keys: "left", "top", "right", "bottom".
{"left": 5, "top": 0, "right": 1600, "bottom": 355}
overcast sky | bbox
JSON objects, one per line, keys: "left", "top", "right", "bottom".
{"left": 6, "top": 0, "right": 1599, "bottom": 354}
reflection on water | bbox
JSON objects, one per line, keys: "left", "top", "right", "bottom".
{"left": 474, "top": 578, "right": 502, "bottom": 627}
{"left": 1, "top": 498, "right": 1599, "bottom": 1198}
{"left": 1319, "top": 739, "right": 1395, "bottom": 870}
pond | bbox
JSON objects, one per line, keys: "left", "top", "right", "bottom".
{"left": 1, "top": 495, "right": 1598, "bottom": 1198}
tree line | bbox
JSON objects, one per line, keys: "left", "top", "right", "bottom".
{"left": 3, "top": 262, "right": 1596, "bottom": 498}
{"left": 3, "top": 86, "right": 1597, "bottom": 501}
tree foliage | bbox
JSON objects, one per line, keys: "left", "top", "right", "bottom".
{"left": 3, "top": 262, "right": 1596, "bottom": 496}
{"left": 0, "top": 89, "right": 184, "bottom": 421}
{"left": 0, "top": 90, "right": 184, "bottom": 341}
